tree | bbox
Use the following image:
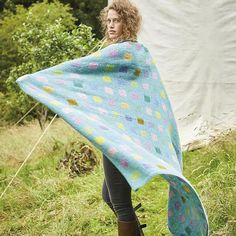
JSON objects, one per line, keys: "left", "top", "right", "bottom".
{"left": 0, "top": 0, "right": 76, "bottom": 93}
{"left": 0, "top": 0, "right": 100, "bottom": 127}
{"left": 0, "top": 0, "right": 107, "bottom": 37}
{"left": 61, "top": 0, "right": 107, "bottom": 38}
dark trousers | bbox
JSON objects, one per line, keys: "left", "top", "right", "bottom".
{"left": 102, "top": 154, "right": 136, "bottom": 221}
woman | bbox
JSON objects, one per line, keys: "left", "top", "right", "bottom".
{"left": 16, "top": 0, "right": 208, "bottom": 235}
{"left": 99, "top": 1, "right": 146, "bottom": 236}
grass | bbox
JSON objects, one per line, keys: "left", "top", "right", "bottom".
{"left": 0, "top": 119, "right": 235, "bottom": 235}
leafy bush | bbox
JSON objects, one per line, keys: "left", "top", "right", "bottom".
{"left": 0, "top": 0, "right": 100, "bottom": 126}
{"left": 0, "top": 0, "right": 76, "bottom": 93}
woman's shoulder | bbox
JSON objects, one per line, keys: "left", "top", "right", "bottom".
{"left": 95, "top": 40, "right": 150, "bottom": 62}
{"left": 114, "top": 40, "right": 149, "bottom": 52}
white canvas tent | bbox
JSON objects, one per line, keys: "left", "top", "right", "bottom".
{"left": 108, "top": 0, "right": 236, "bottom": 150}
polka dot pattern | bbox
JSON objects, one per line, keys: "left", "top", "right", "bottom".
{"left": 16, "top": 41, "right": 208, "bottom": 236}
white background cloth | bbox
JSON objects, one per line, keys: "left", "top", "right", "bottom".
{"left": 108, "top": 0, "right": 236, "bottom": 150}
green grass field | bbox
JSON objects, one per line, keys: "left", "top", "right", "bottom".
{"left": 0, "top": 119, "right": 235, "bottom": 235}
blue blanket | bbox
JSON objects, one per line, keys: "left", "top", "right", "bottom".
{"left": 17, "top": 41, "right": 208, "bottom": 235}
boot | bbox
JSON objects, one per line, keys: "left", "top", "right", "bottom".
{"left": 134, "top": 203, "right": 146, "bottom": 236}
{"left": 118, "top": 220, "right": 137, "bottom": 236}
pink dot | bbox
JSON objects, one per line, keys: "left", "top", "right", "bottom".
{"left": 88, "top": 62, "right": 98, "bottom": 70}
{"left": 151, "top": 133, "right": 158, "bottom": 141}
{"left": 119, "top": 89, "right": 127, "bottom": 97}
{"left": 72, "top": 61, "right": 80, "bottom": 67}
{"left": 131, "top": 93, "right": 140, "bottom": 100}
{"left": 134, "top": 138, "right": 141, "bottom": 145}
{"left": 109, "top": 50, "right": 118, "bottom": 58}
{"left": 98, "top": 108, "right": 108, "bottom": 114}
{"left": 142, "top": 83, "right": 149, "bottom": 90}
{"left": 162, "top": 103, "right": 167, "bottom": 112}
{"left": 108, "top": 147, "right": 117, "bottom": 156}
{"left": 158, "top": 125, "right": 163, "bottom": 132}
{"left": 29, "top": 85, "right": 37, "bottom": 91}
{"left": 108, "top": 99, "right": 116, "bottom": 106}
{"left": 125, "top": 42, "right": 132, "bottom": 48}
{"left": 36, "top": 77, "right": 48, "bottom": 82}
{"left": 144, "top": 143, "right": 152, "bottom": 150}
{"left": 74, "top": 118, "right": 81, "bottom": 124}
{"left": 144, "top": 71, "right": 149, "bottom": 78}
{"left": 121, "top": 159, "right": 129, "bottom": 168}
{"left": 104, "top": 87, "right": 113, "bottom": 95}
{"left": 136, "top": 44, "right": 142, "bottom": 50}
{"left": 163, "top": 119, "right": 168, "bottom": 125}
{"left": 169, "top": 191, "right": 175, "bottom": 197}
{"left": 175, "top": 202, "right": 181, "bottom": 210}
{"left": 180, "top": 215, "right": 185, "bottom": 223}
{"left": 55, "top": 79, "right": 66, "bottom": 84}
{"left": 77, "top": 93, "right": 87, "bottom": 100}
{"left": 152, "top": 72, "right": 158, "bottom": 80}
{"left": 168, "top": 209, "right": 173, "bottom": 217}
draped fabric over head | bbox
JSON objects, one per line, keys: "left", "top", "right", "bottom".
{"left": 17, "top": 41, "right": 208, "bottom": 235}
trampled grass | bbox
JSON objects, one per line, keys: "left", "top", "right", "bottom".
{"left": 0, "top": 119, "right": 235, "bottom": 235}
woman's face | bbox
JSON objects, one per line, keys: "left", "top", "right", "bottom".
{"left": 107, "top": 9, "right": 123, "bottom": 41}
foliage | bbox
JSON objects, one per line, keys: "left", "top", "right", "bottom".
{"left": 57, "top": 141, "right": 100, "bottom": 178}
{"left": 0, "top": 0, "right": 100, "bottom": 125}
{"left": 0, "top": 0, "right": 107, "bottom": 37}
{"left": 61, "top": 0, "right": 107, "bottom": 38}
{"left": 0, "top": 0, "right": 76, "bottom": 93}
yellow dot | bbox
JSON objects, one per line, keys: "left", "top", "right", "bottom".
{"left": 152, "top": 58, "right": 157, "bottom": 64}
{"left": 53, "top": 70, "right": 64, "bottom": 75}
{"left": 43, "top": 86, "right": 54, "bottom": 93}
{"left": 103, "top": 76, "right": 112, "bottom": 82}
{"left": 137, "top": 118, "right": 144, "bottom": 125}
{"left": 183, "top": 185, "right": 191, "bottom": 193}
{"left": 95, "top": 136, "right": 105, "bottom": 145}
{"left": 155, "top": 112, "right": 161, "bottom": 120}
{"left": 134, "top": 68, "right": 141, "bottom": 76}
{"left": 93, "top": 96, "right": 103, "bottom": 103}
{"left": 67, "top": 99, "right": 78, "bottom": 106}
{"left": 133, "top": 154, "right": 142, "bottom": 160}
{"left": 157, "top": 164, "right": 166, "bottom": 170}
{"left": 84, "top": 127, "right": 93, "bottom": 134}
{"left": 38, "top": 93, "right": 48, "bottom": 98}
{"left": 130, "top": 81, "right": 138, "bottom": 88}
{"left": 105, "top": 64, "right": 115, "bottom": 72}
{"left": 117, "top": 123, "right": 125, "bottom": 130}
{"left": 121, "top": 102, "right": 129, "bottom": 109}
{"left": 124, "top": 52, "right": 133, "bottom": 61}
{"left": 169, "top": 143, "right": 174, "bottom": 150}
{"left": 50, "top": 100, "right": 61, "bottom": 106}
{"left": 112, "top": 111, "right": 120, "bottom": 117}
{"left": 160, "top": 90, "right": 166, "bottom": 99}
{"left": 140, "top": 130, "right": 148, "bottom": 137}
{"left": 132, "top": 171, "right": 141, "bottom": 181}
{"left": 186, "top": 207, "right": 191, "bottom": 216}
{"left": 168, "top": 125, "right": 173, "bottom": 133}
{"left": 122, "top": 134, "right": 132, "bottom": 141}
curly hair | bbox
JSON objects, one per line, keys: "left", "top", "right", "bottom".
{"left": 99, "top": 0, "right": 142, "bottom": 44}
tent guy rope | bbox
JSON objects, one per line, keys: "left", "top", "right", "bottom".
{"left": 0, "top": 114, "right": 57, "bottom": 199}
{"left": 14, "top": 102, "right": 39, "bottom": 126}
